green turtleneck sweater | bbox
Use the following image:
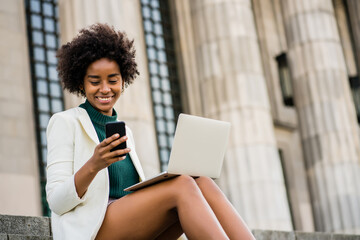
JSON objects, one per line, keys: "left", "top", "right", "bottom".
{"left": 79, "top": 100, "right": 139, "bottom": 198}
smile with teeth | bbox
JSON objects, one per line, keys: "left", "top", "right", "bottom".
{"left": 96, "top": 96, "right": 113, "bottom": 103}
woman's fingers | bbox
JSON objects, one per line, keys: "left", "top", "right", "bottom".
{"left": 92, "top": 134, "right": 131, "bottom": 169}
{"left": 104, "top": 135, "right": 128, "bottom": 152}
{"left": 106, "top": 148, "right": 131, "bottom": 164}
{"left": 113, "top": 148, "right": 131, "bottom": 157}
{"left": 100, "top": 133, "right": 120, "bottom": 147}
{"left": 108, "top": 155, "right": 127, "bottom": 165}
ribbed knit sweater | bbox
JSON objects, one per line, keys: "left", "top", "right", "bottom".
{"left": 79, "top": 100, "right": 139, "bottom": 198}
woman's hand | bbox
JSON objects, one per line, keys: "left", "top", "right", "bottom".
{"left": 74, "top": 133, "right": 130, "bottom": 198}
{"left": 89, "top": 134, "right": 131, "bottom": 172}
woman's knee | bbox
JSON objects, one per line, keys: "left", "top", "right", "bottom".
{"left": 170, "top": 175, "right": 201, "bottom": 196}
{"left": 195, "top": 176, "right": 214, "bottom": 188}
{"left": 173, "top": 175, "right": 197, "bottom": 188}
{"left": 195, "top": 176, "right": 223, "bottom": 196}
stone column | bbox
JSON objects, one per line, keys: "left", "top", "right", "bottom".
{"left": 281, "top": 0, "right": 360, "bottom": 233}
{"left": 189, "top": 0, "right": 292, "bottom": 230}
{"left": 58, "top": 0, "right": 160, "bottom": 177}
{"left": 0, "top": 0, "right": 42, "bottom": 215}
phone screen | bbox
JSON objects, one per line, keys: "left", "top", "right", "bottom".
{"left": 105, "top": 121, "right": 127, "bottom": 157}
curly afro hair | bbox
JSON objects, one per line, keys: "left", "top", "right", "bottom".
{"left": 57, "top": 23, "right": 139, "bottom": 96}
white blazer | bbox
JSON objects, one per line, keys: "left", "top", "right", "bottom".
{"left": 46, "top": 107, "right": 146, "bottom": 240}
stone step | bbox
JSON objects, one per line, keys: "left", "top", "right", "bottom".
{"left": 5, "top": 234, "right": 52, "bottom": 240}
{"left": 1, "top": 214, "right": 360, "bottom": 239}
{"left": 252, "top": 229, "right": 360, "bottom": 240}
{"left": 0, "top": 215, "right": 51, "bottom": 237}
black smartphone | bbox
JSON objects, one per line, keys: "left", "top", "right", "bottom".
{"left": 105, "top": 121, "right": 127, "bottom": 157}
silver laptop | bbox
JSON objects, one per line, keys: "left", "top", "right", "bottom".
{"left": 124, "top": 113, "right": 231, "bottom": 191}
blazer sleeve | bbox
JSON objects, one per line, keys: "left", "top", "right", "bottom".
{"left": 45, "top": 113, "right": 88, "bottom": 216}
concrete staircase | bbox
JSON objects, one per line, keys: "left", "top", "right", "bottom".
{"left": 1, "top": 214, "right": 359, "bottom": 239}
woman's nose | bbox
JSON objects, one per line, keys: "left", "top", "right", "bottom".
{"left": 100, "top": 82, "right": 110, "bottom": 93}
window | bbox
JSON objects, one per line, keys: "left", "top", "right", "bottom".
{"left": 278, "top": 149, "right": 295, "bottom": 229}
{"left": 350, "top": 76, "right": 360, "bottom": 122}
{"left": 141, "top": 0, "right": 183, "bottom": 170}
{"left": 276, "top": 53, "right": 294, "bottom": 107}
{"left": 25, "top": 0, "right": 63, "bottom": 216}
{"left": 342, "top": 0, "right": 360, "bottom": 123}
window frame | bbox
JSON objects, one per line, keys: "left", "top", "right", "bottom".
{"left": 141, "top": 0, "right": 184, "bottom": 170}
{"left": 25, "top": 0, "right": 63, "bottom": 216}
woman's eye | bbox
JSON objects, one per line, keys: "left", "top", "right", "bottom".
{"left": 91, "top": 82, "right": 100, "bottom": 85}
{"left": 109, "top": 79, "right": 119, "bottom": 84}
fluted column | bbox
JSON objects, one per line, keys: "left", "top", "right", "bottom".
{"left": 189, "top": 0, "right": 292, "bottom": 230}
{"left": 281, "top": 0, "right": 360, "bottom": 233}
{"left": 58, "top": 0, "right": 160, "bottom": 177}
{"left": 0, "top": 0, "right": 42, "bottom": 216}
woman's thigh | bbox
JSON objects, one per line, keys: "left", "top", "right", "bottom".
{"left": 95, "top": 176, "right": 188, "bottom": 240}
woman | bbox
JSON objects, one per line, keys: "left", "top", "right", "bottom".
{"left": 46, "top": 23, "right": 255, "bottom": 240}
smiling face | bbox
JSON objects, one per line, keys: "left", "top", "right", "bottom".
{"left": 83, "top": 58, "right": 123, "bottom": 116}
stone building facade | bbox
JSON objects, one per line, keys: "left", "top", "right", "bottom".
{"left": 0, "top": 0, "right": 359, "bottom": 234}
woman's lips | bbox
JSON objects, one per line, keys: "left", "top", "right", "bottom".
{"left": 96, "top": 96, "right": 113, "bottom": 103}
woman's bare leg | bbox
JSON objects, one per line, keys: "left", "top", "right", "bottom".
{"left": 96, "top": 175, "right": 228, "bottom": 240}
{"left": 195, "top": 177, "right": 255, "bottom": 240}
{"left": 154, "top": 221, "right": 183, "bottom": 240}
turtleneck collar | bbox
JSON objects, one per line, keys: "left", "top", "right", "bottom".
{"left": 79, "top": 99, "right": 118, "bottom": 127}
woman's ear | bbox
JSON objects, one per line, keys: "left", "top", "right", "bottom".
{"left": 79, "top": 85, "right": 85, "bottom": 95}
{"left": 121, "top": 81, "right": 125, "bottom": 93}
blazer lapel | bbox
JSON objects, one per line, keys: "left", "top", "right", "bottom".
{"left": 77, "top": 108, "right": 100, "bottom": 144}
{"left": 128, "top": 144, "right": 146, "bottom": 181}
